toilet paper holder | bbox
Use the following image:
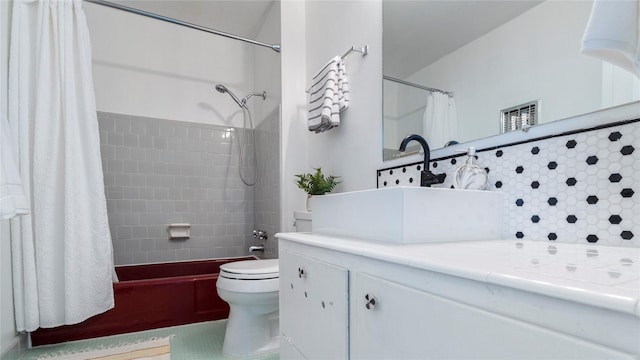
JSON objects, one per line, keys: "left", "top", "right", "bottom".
{"left": 168, "top": 223, "right": 190, "bottom": 239}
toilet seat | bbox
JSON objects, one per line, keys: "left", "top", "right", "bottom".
{"left": 220, "top": 259, "right": 279, "bottom": 280}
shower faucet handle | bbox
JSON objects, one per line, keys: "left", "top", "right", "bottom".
{"left": 252, "top": 229, "right": 268, "bottom": 241}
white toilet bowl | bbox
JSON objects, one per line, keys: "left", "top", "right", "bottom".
{"left": 216, "top": 259, "right": 279, "bottom": 357}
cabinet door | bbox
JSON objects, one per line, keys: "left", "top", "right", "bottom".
{"left": 351, "top": 272, "right": 634, "bottom": 360}
{"left": 280, "top": 250, "right": 349, "bottom": 359}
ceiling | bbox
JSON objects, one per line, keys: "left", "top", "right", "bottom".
{"left": 103, "top": 0, "right": 542, "bottom": 78}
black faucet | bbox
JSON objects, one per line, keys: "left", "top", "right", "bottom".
{"left": 398, "top": 134, "right": 445, "bottom": 187}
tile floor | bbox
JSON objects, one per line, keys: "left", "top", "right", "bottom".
{"left": 21, "top": 320, "right": 279, "bottom": 360}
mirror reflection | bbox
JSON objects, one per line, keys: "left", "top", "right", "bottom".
{"left": 382, "top": 0, "right": 640, "bottom": 160}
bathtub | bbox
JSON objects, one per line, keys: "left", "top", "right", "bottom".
{"left": 30, "top": 256, "right": 256, "bottom": 346}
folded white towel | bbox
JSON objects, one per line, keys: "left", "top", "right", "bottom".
{"left": 308, "top": 56, "right": 340, "bottom": 133}
{"left": 307, "top": 56, "right": 350, "bottom": 133}
{"left": 1, "top": 113, "right": 29, "bottom": 220}
{"left": 581, "top": 0, "right": 640, "bottom": 77}
{"left": 337, "top": 58, "right": 350, "bottom": 113}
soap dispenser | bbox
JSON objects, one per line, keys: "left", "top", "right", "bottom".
{"left": 453, "top": 147, "right": 488, "bottom": 190}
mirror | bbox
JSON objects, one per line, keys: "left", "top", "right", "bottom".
{"left": 382, "top": 0, "right": 640, "bottom": 161}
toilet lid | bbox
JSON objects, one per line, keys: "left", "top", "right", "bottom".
{"left": 220, "top": 259, "right": 279, "bottom": 280}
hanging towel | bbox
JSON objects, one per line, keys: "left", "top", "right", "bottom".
{"left": 307, "top": 56, "right": 350, "bottom": 133}
{"left": 581, "top": 0, "right": 640, "bottom": 77}
{"left": 0, "top": 113, "right": 29, "bottom": 220}
{"left": 308, "top": 56, "right": 340, "bottom": 133}
{"left": 337, "top": 58, "right": 350, "bottom": 112}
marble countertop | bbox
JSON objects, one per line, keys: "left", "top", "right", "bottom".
{"left": 276, "top": 232, "right": 640, "bottom": 318}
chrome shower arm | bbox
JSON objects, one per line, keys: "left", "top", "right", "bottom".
{"left": 241, "top": 91, "right": 267, "bottom": 106}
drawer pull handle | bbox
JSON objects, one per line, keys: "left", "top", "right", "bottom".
{"left": 365, "top": 294, "right": 377, "bottom": 310}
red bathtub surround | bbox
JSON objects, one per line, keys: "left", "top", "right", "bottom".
{"left": 30, "top": 256, "right": 256, "bottom": 346}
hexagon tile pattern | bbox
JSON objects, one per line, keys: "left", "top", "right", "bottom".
{"left": 377, "top": 120, "right": 640, "bottom": 247}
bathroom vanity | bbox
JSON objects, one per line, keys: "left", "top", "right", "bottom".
{"left": 277, "top": 233, "right": 640, "bottom": 359}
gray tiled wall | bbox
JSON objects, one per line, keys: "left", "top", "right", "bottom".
{"left": 98, "top": 112, "right": 256, "bottom": 265}
{"left": 253, "top": 107, "right": 281, "bottom": 259}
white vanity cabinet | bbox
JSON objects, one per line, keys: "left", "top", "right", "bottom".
{"left": 279, "top": 249, "right": 349, "bottom": 359}
{"left": 350, "top": 272, "right": 632, "bottom": 359}
{"left": 278, "top": 234, "right": 640, "bottom": 360}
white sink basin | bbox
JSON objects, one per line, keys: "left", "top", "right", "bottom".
{"left": 311, "top": 186, "right": 504, "bottom": 244}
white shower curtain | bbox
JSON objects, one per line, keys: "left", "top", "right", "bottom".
{"left": 423, "top": 92, "right": 458, "bottom": 149}
{"left": 8, "top": 0, "right": 114, "bottom": 332}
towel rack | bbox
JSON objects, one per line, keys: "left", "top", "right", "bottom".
{"left": 342, "top": 45, "right": 368, "bottom": 59}
{"left": 305, "top": 45, "right": 369, "bottom": 93}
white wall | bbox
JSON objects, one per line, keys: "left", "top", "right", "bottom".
{"left": 84, "top": 2, "right": 257, "bottom": 128}
{"left": 408, "top": 1, "right": 602, "bottom": 144}
{"left": 304, "top": 0, "right": 383, "bottom": 192}
{"left": 254, "top": 1, "right": 282, "bottom": 128}
{"left": 1, "top": 0, "right": 20, "bottom": 357}
{"left": 280, "top": 0, "right": 309, "bottom": 231}
{"left": 602, "top": 63, "right": 640, "bottom": 108}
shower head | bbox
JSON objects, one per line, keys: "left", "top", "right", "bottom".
{"left": 215, "top": 84, "right": 244, "bottom": 108}
{"left": 216, "top": 84, "right": 267, "bottom": 109}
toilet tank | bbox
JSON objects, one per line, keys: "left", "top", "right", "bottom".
{"left": 294, "top": 211, "right": 312, "bottom": 232}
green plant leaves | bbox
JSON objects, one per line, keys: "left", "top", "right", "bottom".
{"left": 294, "top": 168, "right": 340, "bottom": 195}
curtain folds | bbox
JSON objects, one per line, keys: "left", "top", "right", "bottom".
{"left": 9, "top": 0, "right": 114, "bottom": 332}
{"left": 422, "top": 92, "right": 458, "bottom": 149}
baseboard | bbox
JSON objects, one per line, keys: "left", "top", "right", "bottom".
{"left": 1, "top": 333, "right": 26, "bottom": 360}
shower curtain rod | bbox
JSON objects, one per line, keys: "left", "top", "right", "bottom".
{"left": 84, "top": 0, "right": 281, "bottom": 53}
{"left": 384, "top": 76, "right": 452, "bottom": 97}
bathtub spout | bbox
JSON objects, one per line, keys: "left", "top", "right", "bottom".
{"left": 249, "top": 245, "right": 265, "bottom": 252}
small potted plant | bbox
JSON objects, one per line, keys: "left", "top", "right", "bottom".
{"left": 295, "top": 168, "right": 340, "bottom": 211}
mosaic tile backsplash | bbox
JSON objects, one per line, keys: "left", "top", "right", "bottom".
{"left": 378, "top": 119, "right": 639, "bottom": 248}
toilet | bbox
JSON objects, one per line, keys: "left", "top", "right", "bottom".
{"left": 217, "top": 213, "right": 310, "bottom": 356}
{"left": 216, "top": 259, "right": 280, "bottom": 357}
{"left": 294, "top": 211, "right": 312, "bottom": 232}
